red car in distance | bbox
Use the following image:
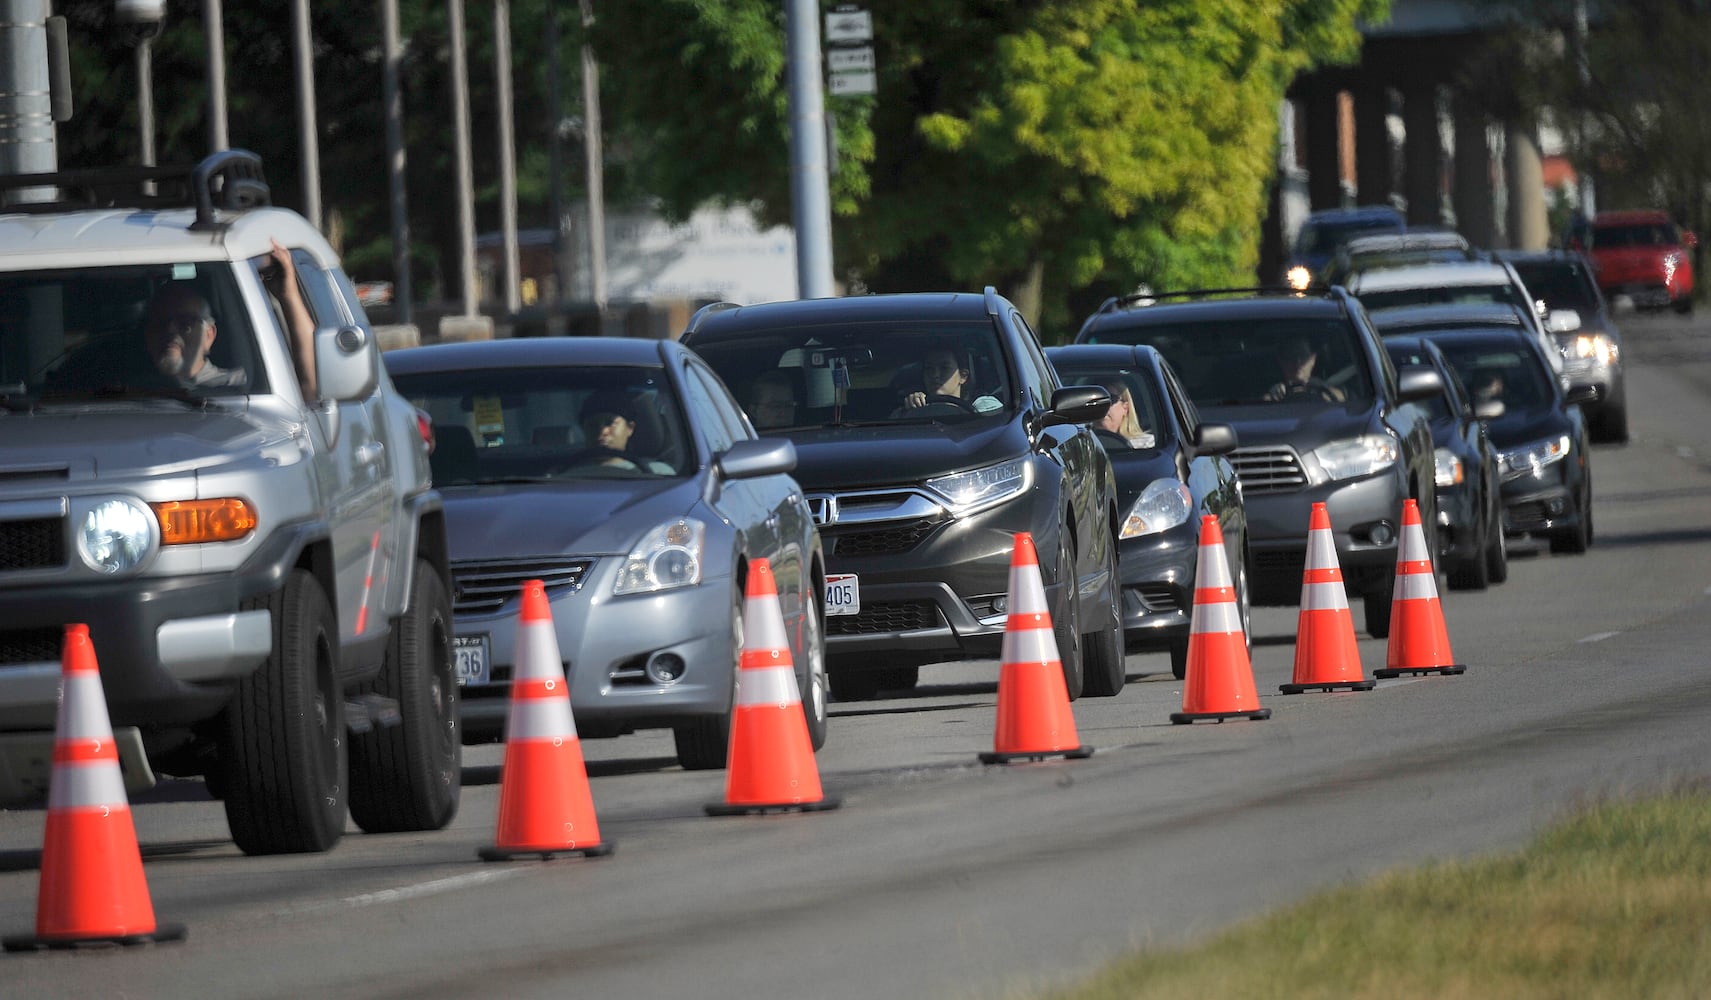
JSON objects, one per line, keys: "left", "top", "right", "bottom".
{"left": 1578, "top": 210, "right": 1697, "bottom": 315}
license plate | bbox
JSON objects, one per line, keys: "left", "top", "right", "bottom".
{"left": 825, "top": 574, "right": 860, "bottom": 616}
{"left": 454, "top": 634, "right": 491, "bottom": 686}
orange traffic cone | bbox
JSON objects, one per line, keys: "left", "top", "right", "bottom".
{"left": 479, "top": 580, "right": 613, "bottom": 860}
{"left": 707, "top": 559, "right": 840, "bottom": 815}
{"left": 1374, "top": 500, "right": 1467, "bottom": 679}
{"left": 1171, "top": 516, "right": 1271, "bottom": 724}
{"left": 979, "top": 532, "right": 1094, "bottom": 763}
{"left": 1281, "top": 503, "right": 1375, "bottom": 694}
{"left": 3, "top": 625, "right": 185, "bottom": 952}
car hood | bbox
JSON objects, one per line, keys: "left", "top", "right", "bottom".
{"left": 1485, "top": 408, "right": 1572, "bottom": 448}
{"left": 1106, "top": 449, "right": 1181, "bottom": 507}
{"left": 782, "top": 419, "right": 1025, "bottom": 490}
{"left": 1198, "top": 403, "right": 1372, "bottom": 449}
{"left": 0, "top": 403, "right": 297, "bottom": 480}
{"left": 440, "top": 477, "right": 700, "bottom": 559}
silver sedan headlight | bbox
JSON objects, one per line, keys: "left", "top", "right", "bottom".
{"left": 78, "top": 499, "right": 156, "bottom": 574}
{"left": 1120, "top": 479, "right": 1193, "bottom": 539}
{"left": 1570, "top": 333, "right": 1617, "bottom": 365}
{"left": 1310, "top": 434, "right": 1399, "bottom": 482}
{"left": 925, "top": 458, "right": 1031, "bottom": 515}
{"left": 1434, "top": 448, "right": 1464, "bottom": 488}
{"left": 613, "top": 518, "right": 705, "bottom": 595}
{"left": 1498, "top": 434, "right": 1571, "bottom": 482}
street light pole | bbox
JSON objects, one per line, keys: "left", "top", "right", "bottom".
{"left": 447, "top": 0, "right": 478, "bottom": 318}
{"left": 202, "top": 0, "right": 227, "bottom": 152}
{"left": 579, "top": 0, "right": 607, "bottom": 317}
{"left": 784, "top": 0, "right": 835, "bottom": 299}
{"left": 495, "top": 0, "right": 521, "bottom": 317}
{"left": 380, "top": 0, "right": 413, "bottom": 324}
{"left": 290, "top": 0, "right": 321, "bottom": 230}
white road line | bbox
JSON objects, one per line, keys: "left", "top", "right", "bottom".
{"left": 1578, "top": 631, "right": 1621, "bottom": 644}
{"left": 276, "top": 868, "right": 529, "bottom": 917}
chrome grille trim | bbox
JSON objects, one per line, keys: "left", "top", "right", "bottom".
{"left": 450, "top": 558, "right": 593, "bottom": 616}
{"left": 1228, "top": 445, "right": 1308, "bottom": 494}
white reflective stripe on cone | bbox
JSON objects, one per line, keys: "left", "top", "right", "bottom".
{"left": 1400, "top": 525, "right": 1431, "bottom": 562}
{"left": 47, "top": 761, "right": 130, "bottom": 810}
{"left": 1394, "top": 571, "right": 1441, "bottom": 601}
{"left": 743, "top": 594, "right": 789, "bottom": 653}
{"left": 1006, "top": 564, "right": 1049, "bottom": 615}
{"left": 1196, "top": 544, "right": 1232, "bottom": 587}
{"left": 505, "top": 695, "right": 578, "bottom": 741}
{"left": 58, "top": 673, "right": 116, "bottom": 741}
{"left": 736, "top": 664, "right": 801, "bottom": 707}
{"left": 1000, "top": 623, "right": 1059, "bottom": 666}
{"left": 1190, "top": 599, "right": 1243, "bottom": 635}
{"left": 511, "top": 622, "right": 566, "bottom": 684}
{"left": 1305, "top": 529, "right": 1339, "bottom": 569}
{"left": 1299, "top": 580, "right": 1350, "bottom": 611}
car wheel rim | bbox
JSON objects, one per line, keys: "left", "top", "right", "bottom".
{"left": 805, "top": 596, "right": 827, "bottom": 724}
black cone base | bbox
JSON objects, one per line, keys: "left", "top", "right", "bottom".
{"left": 1373, "top": 663, "right": 1467, "bottom": 679}
{"left": 478, "top": 841, "right": 614, "bottom": 862}
{"left": 1280, "top": 678, "right": 1376, "bottom": 694}
{"left": 978, "top": 745, "right": 1094, "bottom": 765}
{"left": 1170, "top": 708, "right": 1272, "bottom": 724}
{"left": 706, "top": 795, "right": 842, "bottom": 817}
{"left": 4, "top": 921, "right": 187, "bottom": 952}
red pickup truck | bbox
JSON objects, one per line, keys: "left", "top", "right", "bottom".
{"left": 1578, "top": 210, "right": 1696, "bottom": 315}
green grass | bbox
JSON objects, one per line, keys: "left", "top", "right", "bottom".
{"left": 1035, "top": 787, "right": 1711, "bottom": 1000}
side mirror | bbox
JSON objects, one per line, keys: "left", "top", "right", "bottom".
{"left": 314, "top": 324, "right": 378, "bottom": 402}
{"left": 1473, "top": 399, "right": 1505, "bottom": 421}
{"left": 1396, "top": 366, "right": 1445, "bottom": 404}
{"left": 716, "top": 437, "right": 797, "bottom": 480}
{"left": 1042, "top": 385, "right": 1111, "bottom": 428}
{"left": 1564, "top": 384, "right": 1601, "bottom": 407}
{"left": 1545, "top": 308, "right": 1582, "bottom": 334}
{"left": 1192, "top": 422, "right": 1239, "bottom": 456}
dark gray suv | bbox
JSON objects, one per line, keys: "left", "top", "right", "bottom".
{"left": 684, "top": 288, "right": 1126, "bottom": 701}
{"left": 1076, "top": 287, "right": 1442, "bottom": 638}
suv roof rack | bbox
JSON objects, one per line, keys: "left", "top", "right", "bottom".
{"left": 1091, "top": 284, "right": 1324, "bottom": 315}
{"left": 0, "top": 149, "right": 271, "bottom": 230}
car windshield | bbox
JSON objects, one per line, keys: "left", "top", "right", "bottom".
{"left": 392, "top": 364, "right": 691, "bottom": 484}
{"left": 1591, "top": 223, "right": 1678, "bottom": 248}
{"left": 1507, "top": 261, "right": 1599, "bottom": 313}
{"left": 1085, "top": 316, "right": 1374, "bottom": 409}
{"left": 691, "top": 319, "right": 1014, "bottom": 429}
{"left": 0, "top": 263, "right": 268, "bottom": 403}
{"left": 1045, "top": 363, "right": 1164, "bottom": 451}
{"left": 1356, "top": 281, "right": 1530, "bottom": 315}
{"left": 1432, "top": 339, "right": 1555, "bottom": 412}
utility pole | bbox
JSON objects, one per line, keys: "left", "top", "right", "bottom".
{"left": 290, "top": 0, "right": 321, "bottom": 230}
{"left": 784, "top": 0, "right": 835, "bottom": 299}
{"left": 0, "top": 0, "right": 57, "bottom": 201}
{"left": 380, "top": 0, "right": 413, "bottom": 324}
{"left": 580, "top": 0, "right": 608, "bottom": 317}
{"left": 203, "top": 0, "right": 227, "bottom": 152}
{"left": 546, "top": 5, "right": 569, "bottom": 313}
{"left": 447, "top": 0, "right": 477, "bottom": 318}
{"left": 495, "top": 0, "right": 521, "bottom": 317}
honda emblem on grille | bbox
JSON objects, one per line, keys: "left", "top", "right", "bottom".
{"left": 806, "top": 494, "right": 839, "bottom": 526}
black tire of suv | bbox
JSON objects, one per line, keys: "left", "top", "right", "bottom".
{"left": 1485, "top": 496, "right": 1510, "bottom": 585}
{"left": 1549, "top": 479, "right": 1593, "bottom": 555}
{"left": 1169, "top": 639, "right": 1189, "bottom": 681}
{"left": 1592, "top": 403, "right": 1629, "bottom": 445}
{"left": 829, "top": 669, "right": 886, "bottom": 702}
{"left": 221, "top": 569, "right": 347, "bottom": 855}
{"left": 674, "top": 589, "right": 740, "bottom": 770}
{"left": 1053, "top": 530, "right": 1085, "bottom": 702}
{"left": 348, "top": 559, "right": 461, "bottom": 834}
{"left": 1081, "top": 536, "right": 1126, "bottom": 698}
{"left": 799, "top": 592, "right": 829, "bottom": 751}
{"left": 1363, "top": 588, "right": 1393, "bottom": 640}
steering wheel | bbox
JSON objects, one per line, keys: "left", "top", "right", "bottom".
{"left": 560, "top": 447, "right": 641, "bottom": 471}
{"left": 916, "top": 393, "right": 974, "bottom": 412}
{"left": 1284, "top": 378, "right": 1340, "bottom": 402}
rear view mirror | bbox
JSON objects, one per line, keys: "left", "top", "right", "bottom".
{"left": 1396, "top": 366, "right": 1444, "bottom": 404}
{"left": 1545, "top": 309, "right": 1582, "bottom": 334}
{"left": 1473, "top": 399, "right": 1505, "bottom": 421}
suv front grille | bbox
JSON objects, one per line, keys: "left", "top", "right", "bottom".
{"left": 450, "top": 558, "right": 593, "bottom": 616}
{"left": 827, "top": 600, "right": 941, "bottom": 636}
{"left": 0, "top": 517, "right": 64, "bottom": 572}
{"left": 825, "top": 519, "right": 939, "bottom": 558}
{"left": 0, "top": 626, "right": 61, "bottom": 666}
{"left": 1229, "top": 446, "right": 1308, "bottom": 494}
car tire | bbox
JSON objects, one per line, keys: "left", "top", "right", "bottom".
{"left": 1363, "top": 587, "right": 1393, "bottom": 640}
{"left": 220, "top": 569, "right": 347, "bottom": 856}
{"left": 1549, "top": 479, "right": 1593, "bottom": 555}
{"left": 1080, "top": 536, "right": 1126, "bottom": 698}
{"left": 1169, "top": 638, "right": 1189, "bottom": 681}
{"left": 1485, "top": 497, "right": 1509, "bottom": 585}
{"left": 1052, "top": 530, "right": 1085, "bottom": 702}
{"left": 799, "top": 590, "right": 829, "bottom": 751}
{"left": 674, "top": 588, "right": 741, "bottom": 770}
{"left": 1592, "top": 402, "right": 1629, "bottom": 445}
{"left": 1673, "top": 295, "right": 1694, "bottom": 315}
{"left": 829, "top": 669, "right": 887, "bottom": 702}
{"left": 348, "top": 559, "right": 461, "bottom": 834}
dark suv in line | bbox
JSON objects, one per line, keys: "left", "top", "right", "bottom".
{"left": 683, "top": 288, "right": 1126, "bottom": 701}
{"left": 1076, "top": 287, "right": 1442, "bottom": 638}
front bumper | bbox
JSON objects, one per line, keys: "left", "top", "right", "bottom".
{"left": 1435, "top": 479, "right": 1483, "bottom": 569}
{"left": 1114, "top": 521, "right": 1196, "bottom": 651}
{"left": 1244, "top": 472, "right": 1407, "bottom": 605}
{"left": 1499, "top": 468, "right": 1581, "bottom": 535}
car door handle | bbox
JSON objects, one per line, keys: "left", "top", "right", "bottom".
{"left": 356, "top": 442, "right": 385, "bottom": 464}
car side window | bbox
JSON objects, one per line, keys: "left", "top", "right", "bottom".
{"left": 681, "top": 364, "right": 741, "bottom": 455}
{"left": 1010, "top": 311, "right": 1057, "bottom": 402}
{"left": 689, "top": 361, "right": 755, "bottom": 443}
{"left": 287, "top": 251, "right": 344, "bottom": 328}
{"left": 1162, "top": 365, "right": 1200, "bottom": 437}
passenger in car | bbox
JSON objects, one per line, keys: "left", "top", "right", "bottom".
{"left": 743, "top": 370, "right": 799, "bottom": 430}
{"left": 1090, "top": 377, "right": 1153, "bottom": 448}
{"left": 1263, "top": 337, "right": 1345, "bottom": 402}
{"left": 894, "top": 347, "right": 1002, "bottom": 415}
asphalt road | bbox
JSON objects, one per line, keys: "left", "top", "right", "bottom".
{"left": 3, "top": 309, "right": 1709, "bottom": 1000}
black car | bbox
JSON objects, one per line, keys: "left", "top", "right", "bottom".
{"left": 1402, "top": 325, "right": 1597, "bottom": 554}
{"left": 1045, "top": 344, "right": 1246, "bottom": 679}
{"left": 683, "top": 288, "right": 1126, "bottom": 700}
{"left": 1075, "top": 287, "right": 1443, "bottom": 638}
{"left": 1382, "top": 336, "right": 1508, "bottom": 590}
{"left": 1494, "top": 248, "right": 1628, "bottom": 444}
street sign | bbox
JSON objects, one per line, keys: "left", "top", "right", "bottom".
{"left": 827, "top": 47, "right": 875, "bottom": 73}
{"left": 825, "top": 9, "right": 872, "bottom": 45}
{"left": 827, "top": 71, "right": 876, "bottom": 97}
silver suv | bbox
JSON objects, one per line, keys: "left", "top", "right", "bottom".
{"left": 0, "top": 152, "right": 459, "bottom": 855}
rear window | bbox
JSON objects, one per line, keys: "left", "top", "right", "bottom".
{"left": 1591, "top": 222, "right": 1679, "bottom": 248}
{"left": 1297, "top": 216, "right": 1405, "bottom": 256}
{"left": 1085, "top": 316, "right": 1374, "bottom": 409}
{"left": 1507, "top": 260, "right": 1599, "bottom": 313}
{"left": 1357, "top": 282, "right": 1529, "bottom": 315}
{"left": 1432, "top": 340, "right": 1555, "bottom": 412}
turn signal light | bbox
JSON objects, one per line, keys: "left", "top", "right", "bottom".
{"left": 151, "top": 498, "right": 258, "bottom": 545}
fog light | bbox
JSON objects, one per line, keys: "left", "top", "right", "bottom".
{"left": 1547, "top": 498, "right": 1567, "bottom": 516}
{"left": 1368, "top": 521, "right": 1395, "bottom": 546}
{"left": 992, "top": 596, "right": 1008, "bottom": 614}
{"left": 645, "top": 652, "right": 686, "bottom": 684}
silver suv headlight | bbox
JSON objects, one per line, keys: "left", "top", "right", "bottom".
{"left": 1121, "top": 479, "right": 1192, "bottom": 539}
{"left": 1433, "top": 447, "right": 1464, "bottom": 488}
{"left": 1310, "top": 434, "right": 1399, "bottom": 482}
{"left": 613, "top": 518, "right": 705, "bottom": 595}
{"left": 925, "top": 458, "right": 1031, "bottom": 515}
{"left": 1498, "top": 434, "right": 1571, "bottom": 481}
{"left": 78, "top": 499, "right": 157, "bottom": 574}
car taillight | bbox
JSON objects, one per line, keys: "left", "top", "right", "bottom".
{"left": 415, "top": 408, "right": 436, "bottom": 455}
